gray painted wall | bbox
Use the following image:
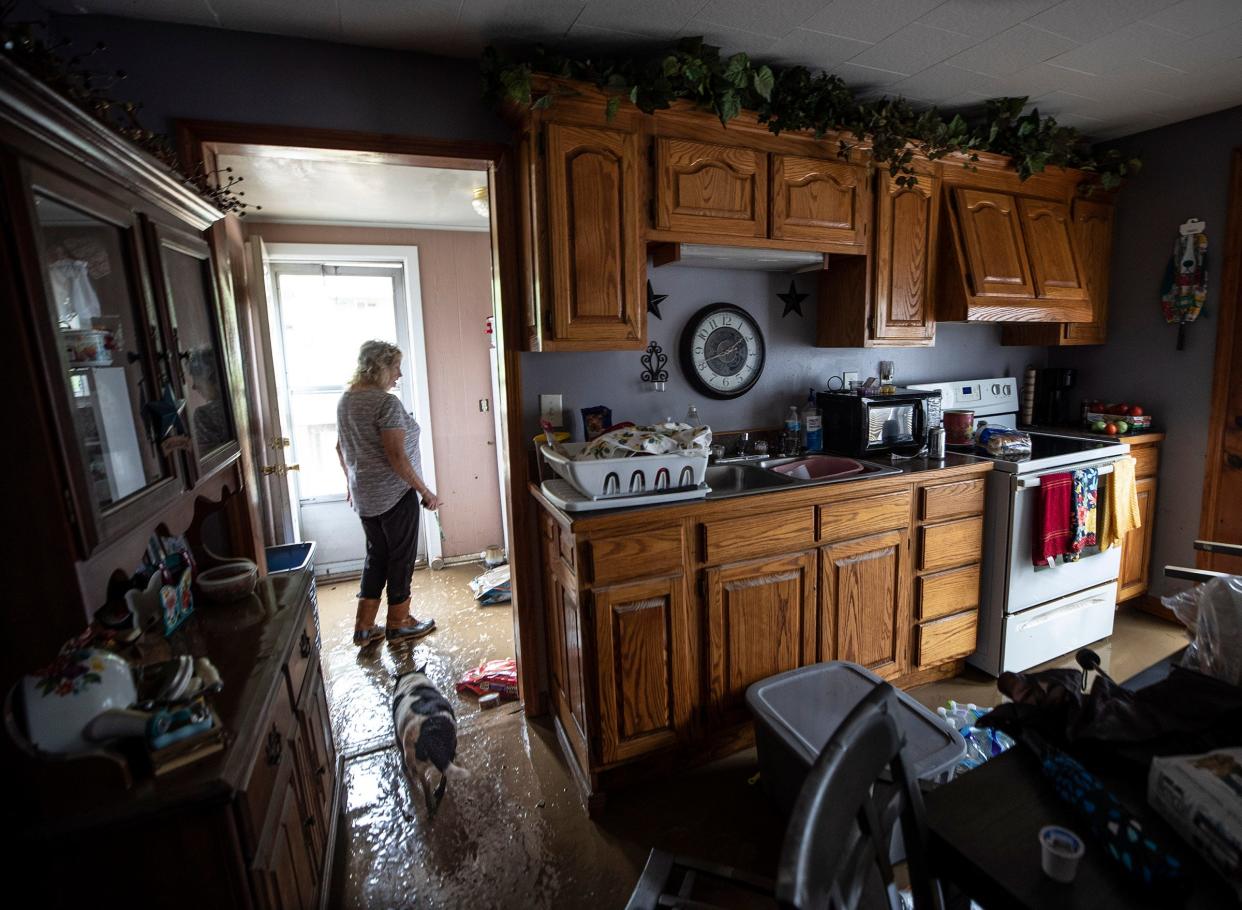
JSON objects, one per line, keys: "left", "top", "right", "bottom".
{"left": 1051, "top": 103, "right": 1242, "bottom": 597}
{"left": 523, "top": 263, "right": 1048, "bottom": 441}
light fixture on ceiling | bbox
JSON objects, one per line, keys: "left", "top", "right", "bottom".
{"left": 471, "top": 185, "right": 489, "bottom": 218}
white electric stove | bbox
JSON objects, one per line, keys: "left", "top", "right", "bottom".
{"left": 910, "top": 378, "right": 1130, "bottom": 676}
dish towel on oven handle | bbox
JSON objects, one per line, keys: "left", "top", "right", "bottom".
{"left": 1033, "top": 471, "right": 1074, "bottom": 567}
{"left": 1098, "top": 456, "right": 1141, "bottom": 551}
{"left": 1066, "top": 467, "right": 1100, "bottom": 561}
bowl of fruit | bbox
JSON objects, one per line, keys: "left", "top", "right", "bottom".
{"left": 1084, "top": 402, "right": 1152, "bottom": 436}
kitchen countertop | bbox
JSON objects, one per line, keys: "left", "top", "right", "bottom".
{"left": 532, "top": 452, "right": 991, "bottom": 528}
{"left": 1021, "top": 424, "right": 1166, "bottom": 446}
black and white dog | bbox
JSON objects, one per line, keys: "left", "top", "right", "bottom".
{"left": 393, "top": 666, "right": 469, "bottom": 813}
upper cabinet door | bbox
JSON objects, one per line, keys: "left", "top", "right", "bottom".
{"left": 952, "top": 188, "right": 1034, "bottom": 298}
{"left": 872, "top": 174, "right": 938, "bottom": 344}
{"left": 146, "top": 219, "right": 238, "bottom": 482}
{"left": 770, "top": 155, "right": 870, "bottom": 249}
{"left": 655, "top": 137, "right": 767, "bottom": 238}
{"left": 1063, "top": 199, "right": 1114, "bottom": 343}
{"left": 544, "top": 121, "right": 645, "bottom": 349}
{"left": 24, "top": 164, "right": 181, "bottom": 551}
{"left": 1018, "top": 197, "right": 1087, "bottom": 301}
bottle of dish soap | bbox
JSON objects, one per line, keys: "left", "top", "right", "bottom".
{"left": 802, "top": 389, "right": 823, "bottom": 452}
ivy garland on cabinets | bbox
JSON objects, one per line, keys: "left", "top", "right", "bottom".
{"left": 0, "top": 4, "right": 258, "bottom": 215}
{"left": 482, "top": 37, "right": 1141, "bottom": 190}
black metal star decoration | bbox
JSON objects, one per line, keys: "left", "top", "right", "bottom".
{"left": 145, "top": 382, "right": 187, "bottom": 440}
{"left": 778, "top": 279, "right": 808, "bottom": 318}
{"left": 646, "top": 280, "right": 668, "bottom": 320}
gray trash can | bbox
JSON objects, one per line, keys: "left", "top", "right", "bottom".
{"left": 746, "top": 661, "right": 965, "bottom": 819}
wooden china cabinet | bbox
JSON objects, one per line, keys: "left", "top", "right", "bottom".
{"left": 1, "top": 57, "right": 338, "bottom": 909}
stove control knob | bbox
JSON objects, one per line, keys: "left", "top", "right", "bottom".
{"left": 992, "top": 383, "right": 1001, "bottom": 395}
{"left": 1004, "top": 383, "right": 1012, "bottom": 395}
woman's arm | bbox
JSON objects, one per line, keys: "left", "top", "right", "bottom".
{"left": 380, "top": 428, "right": 440, "bottom": 510}
{"left": 335, "top": 441, "right": 351, "bottom": 506}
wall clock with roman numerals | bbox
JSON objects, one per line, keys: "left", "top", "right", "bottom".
{"left": 678, "top": 302, "right": 766, "bottom": 399}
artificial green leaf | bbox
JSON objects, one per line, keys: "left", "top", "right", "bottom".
{"left": 753, "top": 65, "right": 774, "bottom": 100}
{"left": 605, "top": 95, "right": 621, "bottom": 119}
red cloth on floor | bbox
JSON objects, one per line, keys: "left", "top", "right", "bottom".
{"left": 1033, "top": 472, "right": 1074, "bottom": 566}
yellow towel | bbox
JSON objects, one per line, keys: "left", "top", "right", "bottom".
{"left": 1100, "top": 456, "right": 1141, "bottom": 550}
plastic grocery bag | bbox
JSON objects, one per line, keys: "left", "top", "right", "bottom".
{"left": 469, "top": 565, "right": 511, "bottom": 605}
{"left": 456, "top": 658, "right": 518, "bottom": 699}
{"left": 1162, "top": 574, "right": 1242, "bottom": 687}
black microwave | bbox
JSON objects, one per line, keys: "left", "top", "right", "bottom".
{"left": 817, "top": 387, "right": 942, "bottom": 455}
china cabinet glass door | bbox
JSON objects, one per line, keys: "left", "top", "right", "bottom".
{"left": 27, "top": 167, "right": 180, "bottom": 547}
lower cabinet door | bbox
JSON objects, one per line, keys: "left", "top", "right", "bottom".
{"left": 706, "top": 550, "right": 817, "bottom": 720}
{"left": 819, "top": 530, "right": 909, "bottom": 679}
{"left": 1118, "top": 476, "right": 1157, "bottom": 601}
{"left": 297, "top": 667, "right": 337, "bottom": 849}
{"left": 592, "top": 573, "right": 693, "bottom": 763}
{"left": 251, "top": 771, "right": 318, "bottom": 910}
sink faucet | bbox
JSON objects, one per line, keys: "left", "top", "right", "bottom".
{"left": 736, "top": 431, "right": 750, "bottom": 456}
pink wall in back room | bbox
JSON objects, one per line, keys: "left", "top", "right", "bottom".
{"left": 248, "top": 222, "right": 503, "bottom": 559}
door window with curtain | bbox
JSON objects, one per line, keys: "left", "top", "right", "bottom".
{"left": 271, "top": 261, "right": 411, "bottom": 507}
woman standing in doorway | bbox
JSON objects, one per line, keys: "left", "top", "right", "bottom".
{"left": 336, "top": 340, "right": 441, "bottom": 646}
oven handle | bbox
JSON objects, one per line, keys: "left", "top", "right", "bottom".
{"left": 1014, "top": 456, "right": 1125, "bottom": 490}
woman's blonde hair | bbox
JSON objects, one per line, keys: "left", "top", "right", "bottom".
{"left": 350, "top": 340, "right": 402, "bottom": 388}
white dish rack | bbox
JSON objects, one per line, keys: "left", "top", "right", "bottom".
{"left": 540, "top": 442, "right": 710, "bottom": 500}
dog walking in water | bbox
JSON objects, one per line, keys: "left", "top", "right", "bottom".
{"left": 393, "top": 666, "right": 469, "bottom": 813}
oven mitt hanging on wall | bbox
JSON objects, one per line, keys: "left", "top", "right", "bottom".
{"left": 1160, "top": 220, "right": 1207, "bottom": 351}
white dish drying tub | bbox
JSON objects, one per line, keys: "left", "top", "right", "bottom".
{"left": 541, "top": 479, "right": 709, "bottom": 512}
{"left": 540, "top": 442, "right": 709, "bottom": 500}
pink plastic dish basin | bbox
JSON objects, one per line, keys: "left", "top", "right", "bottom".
{"left": 770, "top": 456, "right": 865, "bottom": 481}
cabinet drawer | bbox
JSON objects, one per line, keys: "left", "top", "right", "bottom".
{"left": 239, "top": 678, "right": 298, "bottom": 857}
{"left": 917, "top": 611, "right": 978, "bottom": 668}
{"left": 284, "top": 609, "right": 318, "bottom": 708}
{"left": 590, "top": 525, "right": 683, "bottom": 586}
{"left": 819, "top": 490, "right": 912, "bottom": 543}
{"left": 702, "top": 508, "right": 814, "bottom": 564}
{"left": 1130, "top": 445, "right": 1159, "bottom": 479}
{"left": 920, "top": 478, "right": 985, "bottom": 521}
{"left": 917, "top": 564, "right": 981, "bottom": 621}
{"left": 919, "top": 516, "right": 983, "bottom": 572}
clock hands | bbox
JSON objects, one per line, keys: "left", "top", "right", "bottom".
{"left": 704, "top": 337, "right": 745, "bottom": 364}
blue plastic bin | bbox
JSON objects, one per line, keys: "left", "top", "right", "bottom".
{"left": 265, "top": 542, "right": 318, "bottom": 612}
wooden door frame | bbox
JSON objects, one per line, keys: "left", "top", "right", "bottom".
{"left": 175, "top": 120, "right": 545, "bottom": 713}
{"left": 1199, "top": 147, "right": 1242, "bottom": 573}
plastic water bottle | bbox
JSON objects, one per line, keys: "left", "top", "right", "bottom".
{"left": 802, "top": 389, "right": 823, "bottom": 452}
{"left": 685, "top": 404, "right": 700, "bottom": 425}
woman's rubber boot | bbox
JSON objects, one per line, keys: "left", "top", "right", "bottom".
{"left": 385, "top": 599, "right": 436, "bottom": 642}
{"left": 354, "top": 598, "right": 383, "bottom": 647}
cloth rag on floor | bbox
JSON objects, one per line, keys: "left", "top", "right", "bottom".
{"left": 1067, "top": 467, "right": 1099, "bottom": 561}
{"left": 1033, "top": 471, "right": 1074, "bottom": 566}
{"left": 1099, "top": 456, "right": 1141, "bottom": 551}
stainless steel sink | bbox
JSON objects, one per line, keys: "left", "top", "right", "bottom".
{"left": 705, "top": 454, "right": 902, "bottom": 498}
{"left": 704, "top": 463, "right": 797, "bottom": 496}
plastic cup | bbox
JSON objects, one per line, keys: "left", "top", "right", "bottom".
{"left": 1039, "top": 825, "right": 1085, "bottom": 883}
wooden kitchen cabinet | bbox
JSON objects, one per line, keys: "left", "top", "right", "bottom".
{"left": 706, "top": 549, "right": 817, "bottom": 720}
{"left": 818, "top": 529, "right": 909, "bottom": 679}
{"left": 1119, "top": 439, "right": 1162, "bottom": 603}
{"left": 1002, "top": 197, "right": 1115, "bottom": 346}
{"left": 1017, "top": 197, "right": 1087, "bottom": 301}
{"left": 818, "top": 172, "right": 938, "bottom": 347}
{"left": 531, "top": 459, "right": 992, "bottom": 811}
{"left": 950, "top": 188, "right": 1036, "bottom": 299}
{"left": 769, "top": 153, "right": 869, "bottom": 250}
{"left": 593, "top": 573, "right": 694, "bottom": 762}
{"left": 655, "top": 137, "right": 767, "bottom": 239}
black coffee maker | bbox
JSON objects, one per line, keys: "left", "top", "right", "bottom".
{"left": 1034, "top": 368, "right": 1076, "bottom": 426}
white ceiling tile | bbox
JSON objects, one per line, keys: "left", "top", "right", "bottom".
{"left": 917, "top": 0, "right": 1060, "bottom": 40}
{"left": 947, "top": 23, "right": 1078, "bottom": 77}
{"left": 848, "top": 23, "right": 976, "bottom": 77}
{"left": 695, "top": 0, "right": 825, "bottom": 40}
{"left": 341, "top": 1, "right": 472, "bottom": 53}
{"left": 803, "top": 0, "right": 946, "bottom": 44}
{"left": 888, "top": 63, "right": 999, "bottom": 105}
{"left": 562, "top": 21, "right": 656, "bottom": 51}
{"left": 1141, "top": 0, "right": 1242, "bottom": 38}
{"left": 39, "top": 0, "right": 219, "bottom": 27}
{"left": 457, "top": 0, "right": 588, "bottom": 42}
{"left": 763, "top": 28, "right": 872, "bottom": 68}
{"left": 1043, "top": 21, "right": 1179, "bottom": 76}
{"left": 577, "top": 0, "right": 702, "bottom": 40}
{"left": 1027, "top": 0, "right": 1179, "bottom": 43}
{"left": 1143, "top": 20, "right": 1242, "bottom": 74}
{"left": 836, "top": 60, "right": 908, "bottom": 88}
{"left": 677, "top": 19, "right": 778, "bottom": 56}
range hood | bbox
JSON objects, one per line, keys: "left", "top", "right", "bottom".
{"left": 650, "top": 242, "right": 826, "bottom": 272}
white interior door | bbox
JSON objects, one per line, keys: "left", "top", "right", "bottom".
{"left": 246, "top": 237, "right": 299, "bottom": 545}
{"left": 267, "top": 245, "right": 440, "bottom": 577}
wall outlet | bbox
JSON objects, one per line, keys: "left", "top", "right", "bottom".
{"left": 540, "top": 393, "right": 564, "bottom": 427}
{"left": 479, "top": 398, "right": 490, "bottom": 412}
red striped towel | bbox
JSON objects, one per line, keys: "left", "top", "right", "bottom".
{"left": 1033, "top": 472, "right": 1073, "bottom": 566}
